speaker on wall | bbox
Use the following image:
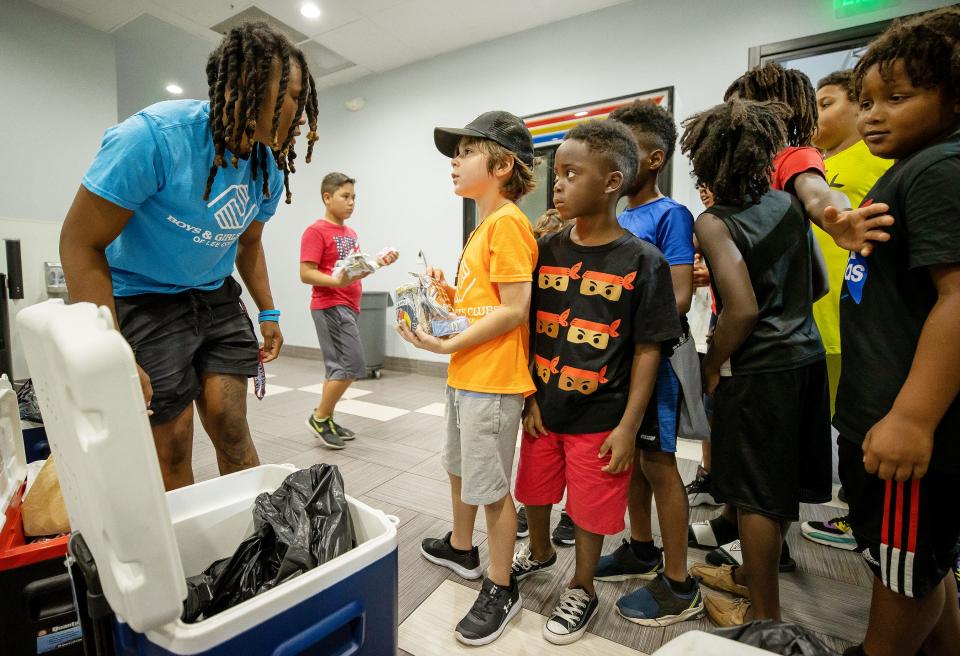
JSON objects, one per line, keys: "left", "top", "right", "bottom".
{"left": 5, "top": 240, "right": 23, "bottom": 300}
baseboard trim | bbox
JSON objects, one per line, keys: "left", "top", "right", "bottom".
{"left": 279, "top": 346, "right": 447, "bottom": 378}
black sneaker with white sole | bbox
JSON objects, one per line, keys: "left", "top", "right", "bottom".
{"left": 685, "top": 466, "right": 720, "bottom": 507}
{"left": 420, "top": 532, "right": 482, "bottom": 579}
{"left": 705, "top": 538, "right": 798, "bottom": 573}
{"left": 552, "top": 509, "right": 576, "bottom": 546}
{"left": 543, "top": 587, "right": 599, "bottom": 645}
{"left": 330, "top": 418, "right": 355, "bottom": 440}
{"left": 306, "top": 414, "right": 345, "bottom": 450}
{"left": 511, "top": 544, "right": 557, "bottom": 581}
{"left": 594, "top": 539, "right": 663, "bottom": 581}
{"left": 455, "top": 576, "right": 521, "bottom": 646}
{"left": 517, "top": 506, "right": 529, "bottom": 539}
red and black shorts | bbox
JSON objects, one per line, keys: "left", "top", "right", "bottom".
{"left": 838, "top": 436, "right": 960, "bottom": 599}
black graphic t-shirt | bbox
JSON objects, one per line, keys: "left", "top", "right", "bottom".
{"left": 835, "top": 133, "right": 960, "bottom": 473}
{"left": 532, "top": 227, "right": 681, "bottom": 434}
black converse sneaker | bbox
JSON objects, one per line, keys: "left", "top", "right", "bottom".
{"left": 552, "top": 509, "right": 576, "bottom": 546}
{"left": 454, "top": 576, "right": 521, "bottom": 646}
{"left": 685, "top": 466, "right": 720, "bottom": 507}
{"left": 516, "top": 506, "right": 529, "bottom": 538}
{"left": 543, "top": 586, "right": 599, "bottom": 645}
{"left": 420, "top": 532, "right": 483, "bottom": 579}
{"left": 511, "top": 544, "right": 558, "bottom": 581}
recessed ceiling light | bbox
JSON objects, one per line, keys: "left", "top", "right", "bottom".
{"left": 300, "top": 3, "right": 321, "bottom": 19}
{"left": 574, "top": 111, "right": 589, "bottom": 117}
{"left": 165, "top": 83, "right": 183, "bottom": 95}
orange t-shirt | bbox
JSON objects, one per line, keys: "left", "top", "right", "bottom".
{"left": 447, "top": 203, "right": 537, "bottom": 395}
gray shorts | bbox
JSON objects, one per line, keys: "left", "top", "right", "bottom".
{"left": 442, "top": 386, "right": 524, "bottom": 506}
{"left": 312, "top": 306, "right": 366, "bottom": 380}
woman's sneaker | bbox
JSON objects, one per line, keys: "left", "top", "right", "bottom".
{"left": 305, "top": 414, "right": 345, "bottom": 450}
{"left": 616, "top": 573, "right": 704, "bottom": 627}
{"left": 511, "top": 544, "right": 557, "bottom": 581}
{"left": 594, "top": 539, "right": 663, "bottom": 581}
{"left": 686, "top": 466, "right": 720, "bottom": 507}
{"left": 800, "top": 515, "right": 857, "bottom": 551}
{"left": 705, "top": 539, "right": 798, "bottom": 573}
{"left": 516, "top": 506, "right": 529, "bottom": 538}
{"left": 455, "top": 576, "right": 521, "bottom": 646}
{"left": 543, "top": 587, "right": 599, "bottom": 645}
{"left": 552, "top": 509, "right": 576, "bottom": 546}
{"left": 420, "top": 532, "right": 482, "bottom": 579}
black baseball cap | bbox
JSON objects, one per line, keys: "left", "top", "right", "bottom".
{"left": 434, "top": 111, "right": 535, "bottom": 167}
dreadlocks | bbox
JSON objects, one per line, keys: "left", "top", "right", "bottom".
{"left": 853, "top": 6, "right": 959, "bottom": 102}
{"left": 724, "top": 62, "right": 817, "bottom": 148}
{"left": 680, "top": 99, "right": 791, "bottom": 205}
{"left": 204, "top": 22, "right": 320, "bottom": 204}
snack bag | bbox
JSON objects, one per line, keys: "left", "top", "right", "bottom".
{"left": 332, "top": 252, "right": 378, "bottom": 280}
{"left": 395, "top": 274, "right": 469, "bottom": 336}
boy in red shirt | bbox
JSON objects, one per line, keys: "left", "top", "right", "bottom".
{"left": 300, "top": 172, "right": 397, "bottom": 448}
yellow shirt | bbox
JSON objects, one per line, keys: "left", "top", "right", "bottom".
{"left": 447, "top": 203, "right": 538, "bottom": 395}
{"left": 813, "top": 140, "right": 893, "bottom": 354}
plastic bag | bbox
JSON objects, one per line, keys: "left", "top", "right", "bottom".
{"left": 332, "top": 252, "right": 378, "bottom": 280}
{"left": 181, "top": 464, "right": 356, "bottom": 622}
{"left": 16, "top": 379, "right": 43, "bottom": 423}
{"left": 712, "top": 619, "right": 835, "bottom": 656}
{"left": 395, "top": 273, "right": 469, "bottom": 336}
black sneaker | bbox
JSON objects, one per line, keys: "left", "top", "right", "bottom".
{"left": 594, "top": 539, "right": 663, "bottom": 581}
{"left": 511, "top": 544, "right": 557, "bottom": 581}
{"left": 330, "top": 418, "right": 355, "bottom": 440}
{"left": 543, "top": 587, "right": 599, "bottom": 645}
{"left": 305, "top": 414, "right": 345, "bottom": 450}
{"left": 420, "top": 532, "right": 483, "bottom": 580}
{"left": 686, "top": 466, "right": 720, "bottom": 507}
{"left": 455, "top": 576, "right": 521, "bottom": 646}
{"left": 705, "top": 539, "right": 798, "bottom": 573}
{"left": 552, "top": 509, "right": 576, "bottom": 546}
{"left": 517, "top": 506, "right": 529, "bottom": 539}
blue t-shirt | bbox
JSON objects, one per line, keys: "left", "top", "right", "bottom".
{"left": 618, "top": 197, "right": 695, "bottom": 266}
{"left": 82, "top": 100, "right": 284, "bottom": 296}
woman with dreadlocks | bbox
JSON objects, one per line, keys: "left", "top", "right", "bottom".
{"left": 59, "top": 22, "right": 319, "bottom": 491}
{"left": 682, "top": 98, "right": 832, "bottom": 627}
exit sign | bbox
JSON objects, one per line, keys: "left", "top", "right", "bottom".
{"left": 834, "top": 0, "right": 901, "bottom": 18}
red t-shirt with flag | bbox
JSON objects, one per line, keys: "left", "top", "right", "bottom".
{"left": 771, "top": 146, "right": 825, "bottom": 192}
{"left": 300, "top": 219, "right": 362, "bottom": 312}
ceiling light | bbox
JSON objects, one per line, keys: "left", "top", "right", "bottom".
{"left": 300, "top": 3, "right": 321, "bottom": 19}
{"left": 574, "top": 111, "right": 589, "bottom": 117}
{"left": 165, "top": 83, "right": 183, "bottom": 94}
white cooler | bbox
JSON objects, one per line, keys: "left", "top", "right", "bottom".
{"left": 17, "top": 300, "right": 399, "bottom": 655}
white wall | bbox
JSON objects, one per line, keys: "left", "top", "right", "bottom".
{"left": 0, "top": 0, "right": 118, "bottom": 377}
{"left": 260, "top": 0, "right": 951, "bottom": 363}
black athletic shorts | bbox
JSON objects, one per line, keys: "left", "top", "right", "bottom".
{"left": 115, "top": 277, "right": 259, "bottom": 424}
{"left": 838, "top": 436, "right": 960, "bottom": 599}
{"left": 711, "top": 359, "right": 832, "bottom": 521}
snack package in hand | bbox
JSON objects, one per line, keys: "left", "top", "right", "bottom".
{"left": 332, "top": 252, "right": 378, "bottom": 280}
{"left": 376, "top": 247, "right": 399, "bottom": 264}
{"left": 395, "top": 273, "right": 469, "bottom": 336}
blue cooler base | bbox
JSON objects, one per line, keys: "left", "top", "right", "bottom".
{"left": 113, "top": 548, "right": 398, "bottom": 656}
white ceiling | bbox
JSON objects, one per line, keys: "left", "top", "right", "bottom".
{"left": 30, "top": 0, "right": 632, "bottom": 88}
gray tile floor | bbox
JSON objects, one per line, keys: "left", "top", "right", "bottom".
{"left": 191, "top": 355, "right": 869, "bottom": 654}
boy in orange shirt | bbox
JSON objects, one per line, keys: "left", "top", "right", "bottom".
{"left": 397, "top": 111, "right": 537, "bottom": 646}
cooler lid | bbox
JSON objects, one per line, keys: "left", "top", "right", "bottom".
{"left": 16, "top": 300, "right": 185, "bottom": 632}
{"left": 0, "top": 376, "right": 27, "bottom": 519}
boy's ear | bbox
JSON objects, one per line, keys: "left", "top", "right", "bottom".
{"left": 606, "top": 170, "right": 625, "bottom": 195}
{"left": 648, "top": 148, "right": 666, "bottom": 173}
{"left": 493, "top": 154, "right": 516, "bottom": 179}
{"left": 321, "top": 192, "right": 331, "bottom": 204}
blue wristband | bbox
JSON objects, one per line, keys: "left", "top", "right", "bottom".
{"left": 258, "top": 310, "right": 280, "bottom": 323}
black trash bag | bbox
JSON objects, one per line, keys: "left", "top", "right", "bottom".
{"left": 181, "top": 463, "right": 356, "bottom": 622}
{"left": 16, "top": 379, "right": 43, "bottom": 423}
{"left": 713, "top": 619, "right": 836, "bottom": 656}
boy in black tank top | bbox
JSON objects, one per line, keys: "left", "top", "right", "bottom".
{"left": 680, "top": 99, "right": 832, "bottom": 627}
{"left": 836, "top": 9, "right": 960, "bottom": 656}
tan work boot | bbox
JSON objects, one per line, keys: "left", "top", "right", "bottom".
{"left": 689, "top": 563, "right": 749, "bottom": 598}
{"left": 704, "top": 593, "right": 751, "bottom": 627}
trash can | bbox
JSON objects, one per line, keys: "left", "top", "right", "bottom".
{"left": 359, "top": 292, "right": 392, "bottom": 379}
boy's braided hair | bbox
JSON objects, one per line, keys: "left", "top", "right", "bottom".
{"left": 680, "top": 99, "right": 791, "bottom": 205}
{"left": 853, "top": 6, "right": 959, "bottom": 102}
{"left": 204, "top": 21, "right": 319, "bottom": 204}
{"left": 608, "top": 100, "right": 678, "bottom": 163}
{"left": 817, "top": 70, "right": 856, "bottom": 102}
{"left": 724, "top": 62, "right": 817, "bottom": 147}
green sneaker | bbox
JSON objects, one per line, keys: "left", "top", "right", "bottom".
{"left": 306, "top": 414, "right": 345, "bottom": 449}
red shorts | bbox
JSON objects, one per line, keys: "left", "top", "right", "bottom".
{"left": 514, "top": 429, "right": 633, "bottom": 536}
